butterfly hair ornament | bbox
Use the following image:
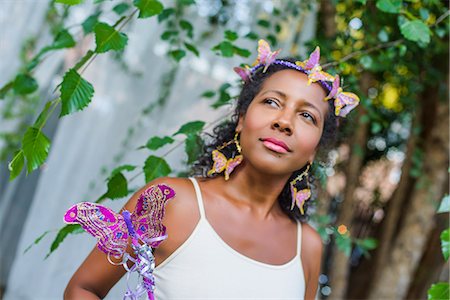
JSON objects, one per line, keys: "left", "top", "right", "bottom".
{"left": 233, "top": 39, "right": 360, "bottom": 117}
{"left": 64, "top": 184, "right": 176, "bottom": 300}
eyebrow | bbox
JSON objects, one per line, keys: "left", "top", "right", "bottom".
{"left": 260, "top": 89, "right": 323, "bottom": 120}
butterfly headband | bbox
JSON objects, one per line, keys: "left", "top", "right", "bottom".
{"left": 233, "top": 40, "right": 360, "bottom": 117}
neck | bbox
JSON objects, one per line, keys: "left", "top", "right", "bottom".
{"left": 221, "top": 161, "right": 291, "bottom": 220}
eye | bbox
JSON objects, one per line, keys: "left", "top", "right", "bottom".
{"left": 263, "top": 98, "right": 279, "bottom": 108}
{"left": 300, "top": 111, "right": 317, "bottom": 124}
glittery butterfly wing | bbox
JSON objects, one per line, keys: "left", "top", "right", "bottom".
{"left": 233, "top": 66, "right": 252, "bottom": 82}
{"left": 133, "top": 184, "right": 176, "bottom": 248}
{"left": 307, "top": 70, "right": 335, "bottom": 85}
{"left": 290, "top": 185, "right": 311, "bottom": 215}
{"left": 207, "top": 149, "right": 228, "bottom": 176}
{"left": 64, "top": 202, "right": 128, "bottom": 258}
{"left": 334, "top": 92, "right": 360, "bottom": 117}
{"left": 224, "top": 155, "right": 243, "bottom": 180}
{"left": 304, "top": 46, "right": 320, "bottom": 70}
{"left": 325, "top": 75, "right": 340, "bottom": 100}
{"left": 256, "top": 39, "right": 281, "bottom": 72}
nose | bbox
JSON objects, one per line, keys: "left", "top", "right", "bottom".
{"left": 271, "top": 112, "right": 293, "bottom": 135}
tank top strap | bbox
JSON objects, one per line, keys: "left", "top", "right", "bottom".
{"left": 188, "top": 177, "right": 206, "bottom": 219}
{"left": 296, "top": 221, "right": 302, "bottom": 257}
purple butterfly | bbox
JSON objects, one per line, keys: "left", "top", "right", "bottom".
{"left": 325, "top": 75, "right": 360, "bottom": 117}
{"left": 64, "top": 184, "right": 175, "bottom": 257}
{"left": 256, "top": 39, "right": 281, "bottom": 72}
{"left": 295, "top": 46, "right": 334, "bottom": 85}
{"left": 233, "top": 65, "right": 252, "bottom": 82}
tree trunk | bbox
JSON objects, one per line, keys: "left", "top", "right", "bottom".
{"left": 367, "top": 109, "right": 420, "bottom": 291}
{"left": 328, "top": 72, "right": 371, "bottom": 300}
{"left": 368, "top": 96, "right": 449, "bottom": 299}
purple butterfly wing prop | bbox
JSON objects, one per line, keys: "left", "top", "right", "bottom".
{"left": 64, "top": 202, "right": 128, "bottom": 258}
{"left": 133, "top": 184, "right": 176, "bottom": 248}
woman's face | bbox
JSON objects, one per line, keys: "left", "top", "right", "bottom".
{"left": 236, "top": 69, "right": 329, "bottom": 175}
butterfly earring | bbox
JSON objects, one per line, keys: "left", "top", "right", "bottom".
{"left": 290, "top": 163, "right": 312, "bottom": 215}
{"left": 207, "top": 132, "right": 243, "bottom": 180}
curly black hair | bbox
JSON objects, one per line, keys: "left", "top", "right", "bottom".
{"left": 190, "top": 58, "right": 338, "bottom": 222}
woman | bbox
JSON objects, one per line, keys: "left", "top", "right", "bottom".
{"left": 64, "top": 40, "right": 359, "bottom": 299}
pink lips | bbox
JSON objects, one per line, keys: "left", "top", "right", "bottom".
{"left": 261, "top": 138, "right": 291, "bottom": 153}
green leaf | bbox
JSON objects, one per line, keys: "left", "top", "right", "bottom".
{"left": 173, "top": 121, "right": 205, "bottom": 136}
{"left": 400, "top": 20, "right": 431, "bottom": 44}
{"left": 185, "top": 134, "right": 203, "bottom": 164}
{"left": 59, "top": 69, "right": 94, "bottom": 117}
{"left": 441, "top": 229, "right": 449, "bottom": 261}
{"left": 437, "top": 195, "right": 450, "bottom": 213}
{"left": 22, "top": 127, "right": 50, "bottom": 174}
{"left": 43, "top": 29, "right": 76, "bottom": 52}
{"left": 161, "top": 30, "right": 178, "bottom": 40}
{"left": 257, "top": 19, "right": 271, "bottom": 28}
{"left": 145, "top": 136, "right": 174, "bottom": 150}
{"left": 113, "top": 2, "right": 130, "bottom": 15}
{"left": 245, "top": 32, "right": 258, "bottom": 40}
{"left": 46, "top": 224, "right": 83, "bottom": 258}
{"left": 212, "top": 90, "right": 231, "bottom": 108}
{"left": 428, "top": 282, "right": 449, "bottom": 300}
{"left": 104, "top": 172, "right": 128, "bottom": 199}
{"left": 184, "top": 42, "right": 199, "bottom": 56}
{"left": 201, "top": 90, "right": 215, "bottom": 98}
{"left": 180, "top": 20, "right": 193, "bottom": 38}
{"left": 143, "top": 155, "right": 171, "bottom": 183}
{"left": 376, "top": 0, "right": 402, "bottom": 14}
{"left": 224, "top": 30, "right": 238, "bottom": 41}
{"left": 157, "top": 8, "right": 175, "bottom": 22}
{"left": 335, "top": 230, "right": 352, "bottom": 257}
{"left": 73, "top": 50, "right": 95, "bottom": 71}
{"left": 219, "top": 41, "right": 234, "bottom": 57}
{"left": 13, "top": 74, "right": 38, "bottom": 95}
{"left": 82, "top": 13, "right": 100, "bottom": 34}
{"left": 24, "top": 230, "right": 51, "bottom": 254}
{"left": 232, "top": 45, "right": 251, "bottom": 58}
{"left": 357, "top": 238, "right": 378, "bottom": 250}
{"left": 133, "top": 0, "right": 164, "bottom": 18}
{"left": 8, "top": 149, "right": 25, "bottom": 181}
{"left": 108, "top": 164, "right": 136, "bottom": 179}
{"left": 169, "top": 49, "right": 186, "bottom": 62}
{"left": 0, "top": 81, "right": 14, "bottom": 99}
{"left": 55, "top": 0, "right": 84, "bottom": 5}
{"left": 34, "top": 100, "right": 55, "bottom": 128}
{"left": 94, "top": 22, "right": 128, "bottom": 53}
{"left": 179, "top": 0, "right": 195, "bottom": 5}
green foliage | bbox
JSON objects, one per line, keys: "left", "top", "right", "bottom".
{"left": 46, "top": 224, "right": 83, "bottom": 258}
{"left": 143, "top": 155, "right": 171, "bottom": 182}
{"left": 59, "top": 69, "right": 94, "bottom": 117}
{"left": 82, "top": 13, "right": 100, "bottom": 34}
{"left": 113, "top": 3, "right": 131, "bottom": 15}
{"left": 24, "top": 230, "right": 51, "bottom": 254}
{"left": 55, "top": 0, "right": 84, "bottom": 5}
{"left": 13, "top": 74, "right": 38, "bottom": 95}
{"left": 22, "top": 127, "right": 50, "bottom": 173}
{"left": 185, "top": 133, "right": 203, "bottom": 164}
{"left": 173, "top": 120, "right": 205, "bottom": 136}
{"left": 8, "top": 150, "right": 25, "bottom": 181}
{"left": 133, "top": 0, "right": 164, "bottom": 19}
{"left": 440, "top": 229, "right": 449, "bottom": 261}
{"left": 428, "top": 283, "right": 449, "bottom": 300}
{"left": 94, "top": 22, "right": 128, "bottom": 53}
{"left": 335, "top": 230, "right": 352, "bottom": 257}
{"left": 210, "top": 83, "right": 232, "bottom": 108}
{"left": 144, "top": 136, "right": 175, "bottom": 150}
{"left": 400, "top": 19, "right": 431, "bottom": 44}
{"left": 376, "top": 0, "right": 402, "bottom": 14}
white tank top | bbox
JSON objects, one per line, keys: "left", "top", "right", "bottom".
{"left": 153, "top": 177, "right": 306, "bottom": 299}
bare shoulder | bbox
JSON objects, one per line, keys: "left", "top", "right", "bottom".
{"left": 301, "top": 223, "right": 323, "bottom": 255}
{"left": 300, "top": 222, "right": 323, "bottom": 291}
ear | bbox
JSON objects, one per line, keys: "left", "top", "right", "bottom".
{"left": 236, "top": 114, "right": 244, "bottom": 132}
